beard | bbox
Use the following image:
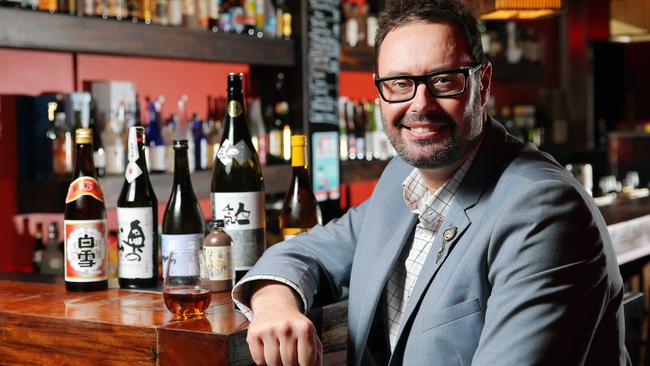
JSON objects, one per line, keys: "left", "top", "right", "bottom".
{"left": 382, "top": 90, "right": 484, "bottom": 169}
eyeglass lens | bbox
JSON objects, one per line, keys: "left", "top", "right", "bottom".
{"left": 379, "top": 71, "right": 467, "bottom": 101}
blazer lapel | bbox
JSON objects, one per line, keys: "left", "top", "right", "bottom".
{"left": 352, "top": 211, "right": 417, "bottom": 366}
{"left": 390, "top": 204, "right": 471, "bottom": 351}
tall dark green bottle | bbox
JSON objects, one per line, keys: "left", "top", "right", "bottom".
{"left": 162, "top": 139, "right": 206, "bottom": 278}
{"left": 211, "top": 73, "right": 266, "bottom": 282}
{"left": 117, "top": 126, "right": 158, "bottom": 288}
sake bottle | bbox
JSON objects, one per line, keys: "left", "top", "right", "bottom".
{"left": 161, "top": 139, "right": 206, "bottom": 278}
{"left": 64, "top": 128, "right": 108, "bottom": 292}
{"left": 211, "top": 73, "right": 266, "bottom": 282}
{"left": 117, "top": 126, "right": 159, "bottom": 288}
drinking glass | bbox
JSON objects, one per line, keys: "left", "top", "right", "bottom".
{"left": 163, "top": 249, "right": 211, "bottom": 319}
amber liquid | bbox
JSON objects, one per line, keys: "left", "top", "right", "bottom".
{"left": 163, "top": 288, "right": 211, "bottom": 318}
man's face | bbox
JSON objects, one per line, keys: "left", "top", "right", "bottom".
{"left": 376, "top": 21, "right": 489, "bottom": 169}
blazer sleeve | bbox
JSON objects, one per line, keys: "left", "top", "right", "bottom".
{"left": 236, "top": 198, "right": 369, "bottom": 312}
{"left": 471, "top": 179, "right": 625, "bottom": 365}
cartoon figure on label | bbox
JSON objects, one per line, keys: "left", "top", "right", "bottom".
{"left": 223, "top": 203, "right": 251, "bottom": 225}
{"left": 119, "top": 220, "right": 145, "bottom": 262}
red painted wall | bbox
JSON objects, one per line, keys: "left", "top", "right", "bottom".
{"left": 76, "top": 54, "right": 249, "bottom": 119}
{"left": 0, "top": 48, "right": 248, "bottom": 271}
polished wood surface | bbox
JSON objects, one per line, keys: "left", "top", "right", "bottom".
{"left": 0, "top": 280, "right": 249, "bottom": 365}
{"left": 0, "top": 279, "right": 348, "bottom": 365}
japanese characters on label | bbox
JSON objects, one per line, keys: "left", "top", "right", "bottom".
{"left": 65, "top": 177, "right": 105, "bottom": 203}
{"left": 204, "top": 246, "right": 233, "bottom": 281}
{"left": 211, "top": 192, "right": 265, "bottom": 269}
{"left": 64, "top": 219, "right": 107, "bottom": 282}
{"left": 211, "top": 192, "right": 265, "bottom": 230}
{"left": 117, "top": 207, "right": 155, "bottom": 278}
{"left": 161, "top": 233, "right": 203, "bottom": 278}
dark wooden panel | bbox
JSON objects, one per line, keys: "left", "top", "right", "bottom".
{"left": 340, "top": 159, "right": 388, "bottom": 184}
{"left": 340, "top": 45, "right": 374, "bottom": 71}
{"left": 0, "top": 8, "right": 295, "bottom": 66}
{"left": 599, "top": 195, "right": 650, "bottom": 225}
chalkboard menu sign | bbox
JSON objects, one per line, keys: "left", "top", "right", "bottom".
{"left": 307, "top": 0, "right": 340, "bottom": 126}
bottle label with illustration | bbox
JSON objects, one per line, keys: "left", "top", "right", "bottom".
{"left": 65, "top": 176, "right": 105, "bottom": 203}
{"left": 216, "top": 138, "right": 253, "bottom": 167}
{"left": 204, "top": 246, "right": 233, "bottom": 281}
{"left": 211, "top": 191, "right": 266, "bottom": 270}
{"left": 117, "top": 207, "right": 155, "bottom": 279}
{"left": 161, "top": 233, "right": 203, "bottom": 278}
{"left": 64, "top": 219, "right": 108, "bottom": 282}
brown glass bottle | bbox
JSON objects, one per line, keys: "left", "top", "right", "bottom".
{"left": 117, "top": 127, "right": 158, "bottom": 289}
{"left": 211, "top": 73, "right": 266, "bottom": 283}
{"left": 279, "top": 135, "right": 322, "bottom": 240}
{"left": 64, "top": 128, "right": 108, "bottom": 292}
{"left": 203, "top": 219, "right": 233, "bottom": 292}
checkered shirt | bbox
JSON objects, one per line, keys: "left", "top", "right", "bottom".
{"left": 385, "top": 153, "right": 476, "bottom": 351}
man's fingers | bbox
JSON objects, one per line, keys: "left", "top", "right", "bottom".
{"left": 247, "top": 333, "right": 266, "bottom": 365}
{"left": 262, "top": 336, "right": 282, "bottom": 366}
{"left": 279, "top": 332, "right": 298, "bottom": 366}
{"left": 296, "top": 322, "right": 323, "bottom": 366}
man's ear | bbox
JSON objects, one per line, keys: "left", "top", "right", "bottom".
{"left": 479, "top": 61, "right": 493, "bottom": 108}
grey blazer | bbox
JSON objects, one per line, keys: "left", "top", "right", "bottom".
{"left": 244, "top": 118, "right": 629, "bottom": 365}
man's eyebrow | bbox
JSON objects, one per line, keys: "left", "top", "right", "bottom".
{"left": 377, "top": 65, "right": 463, "bottom": 78}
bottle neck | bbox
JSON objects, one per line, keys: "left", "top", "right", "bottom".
{"left": 223, "top": 90, "right": 253, "bottom": 144}
{"left": 291, "top": 144, "right": 306, "bottom": 168}
{"left": 73, "top": 143, "right": 96, "bottom": 179}
{"left": 172, "top": 147, "right": 191, "bottom": 186}
{"left": 128, "top": 129, "right": 150, "bottom": 174}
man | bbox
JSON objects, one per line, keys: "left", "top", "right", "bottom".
{"left": 233, "top": 0, "right": 629, "bottom": 365}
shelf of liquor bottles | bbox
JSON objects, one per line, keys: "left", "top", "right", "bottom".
{"left": 18, "top": 159, "right": 389, "bottom": 213}
{"left": 0, "top": 7, "right": 295, "bottom": 66}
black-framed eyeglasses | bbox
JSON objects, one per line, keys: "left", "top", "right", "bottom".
{"left": 374, "top": 64, "right": 483, "bottom": 103}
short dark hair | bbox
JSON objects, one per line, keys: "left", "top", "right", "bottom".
{"left": 374, "top": 0, "right": 485, "bottom": 73}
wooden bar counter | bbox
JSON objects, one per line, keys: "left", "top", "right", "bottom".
{"left": 0, "top": 276, "right": 347, "bottom": 365}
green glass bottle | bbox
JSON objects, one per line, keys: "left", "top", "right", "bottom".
{"left": 211, "top": 73, "right": 266, "bottom": 282}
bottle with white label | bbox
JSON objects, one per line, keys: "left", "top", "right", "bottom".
{"left": 162, "top": 139, "right": 206, "bottom": 278}
{"left": 64, "top": 128, "right": 108, "bottom": 292}
{"left": 203, "top": 219, "right": 233, "bottom": 292}
{"left": 211, "top": 72, "right": 266, "bottom": 283}
{"left": 117, "top": 126, "right": 159, "bottom": 289}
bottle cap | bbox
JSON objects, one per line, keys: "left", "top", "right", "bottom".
{"left": 291, "top": 135, "right": 306, "bottom": 147}
{"left": 172, "top": 139, "right": 188, "bottom": 149}
{"left": 227, "top": 72, "right": 243, "bottom": 90}
{"left": 75, "top": 128, "right": 93, "bottom": 144}
{"left": 207, "top": 219, "right": 225, "bottom": 230}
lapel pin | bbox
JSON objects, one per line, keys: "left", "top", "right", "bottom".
{"left": 442, "top": 226, "right": 457, "bottom": 241}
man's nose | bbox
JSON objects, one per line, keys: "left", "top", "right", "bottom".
{"left": 409, "top": 82, "right": 439, "bottom": 113}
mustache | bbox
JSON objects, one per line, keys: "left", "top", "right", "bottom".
{"left": 399, "top": 112, "right": 455, "bottom": 126}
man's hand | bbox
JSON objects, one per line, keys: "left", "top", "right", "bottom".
{"left": 247, "top": 281, "right": 323, "bottom": 366}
